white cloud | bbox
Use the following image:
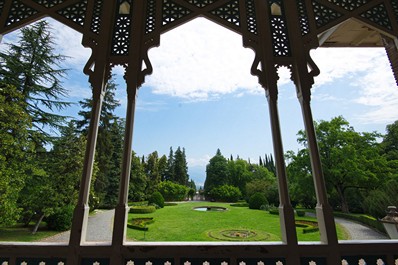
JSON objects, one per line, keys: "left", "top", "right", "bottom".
{"left": 146, "top": 18, "right": 262, "bottom": 101}
{"left": 50, "top": 21, "right": 90, "bottom": 69}
{"left": 187, "top": 154, "right": 212, "bottom": 168}
{"left": 4, "top": 18, "right": 396, "bottom": 125}
{"left": 311, "top": 48, "right": 384, "bottom": 87}
{"left": 136, "top": 99, "right": 167, "bottom": 112}
{"left": 311, "top": 47, "right": 398, "bottom": 124}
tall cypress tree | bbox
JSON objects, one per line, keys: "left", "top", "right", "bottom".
{"left": 165, "top": 147, "right": 174, "bottom": 181}
{"left": 173, "top": 147, "right": 189, "bottom": 185}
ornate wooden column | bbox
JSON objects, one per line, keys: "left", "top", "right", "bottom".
{"left": 66, "top": 3, "right": 121, "bottom": 264}
{"left": 111, "top": 0, "right": 149, "bottom": 254}
{"left": 252, "top": 0, "right": 297, "bottom": 248}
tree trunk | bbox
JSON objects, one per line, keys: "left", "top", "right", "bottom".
{"left": 31, "top": 213, "right": 45, "bottom": 234}
{"left": 336, "top": 185, "right": 349, "bottom": 213}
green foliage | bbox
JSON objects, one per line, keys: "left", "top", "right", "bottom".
{"left": 332, "top": 211, "right": 385, "bottom": 234}
{"left": 129, "top": 152, "right": 148, "bottom": 202}
{"left": 47, "top": 121, "right": 89, "bottom": 208}
{"left": 0, "top": 20, "right": 69, "bottom": 143}
{"left": 362, "top": 177, "right": 398, "bottom": 218}
{"left": 76, "top": 78, "right": 122, "bottom": 208}
{"left": 46, "top": 205, "right": 74, "bottom": 231}
{"left": 173, "top": 147, "right": 189, "bottom": 185}
{"left": 269, "top": 207, "right": 279, "bottom": 215}
{"left": 149, "top": 191, "right": 165, "bottom": 208}
{"left": 296, "top": 210, "right": 306, "bottom": 217}
{"left": 245, "top": 178, "right": 276, "bottom": 203}
{"left": 249, "top": 192, "right": 268, "bottom": 209}
{"left": 0, "top": 83, "right": 31, "bottom": 226}
{"left": 164, "top": 202, "right": 178, "bottom": 206}
{"left": 230, "top": 202, "right": 249, "bottom": 207}
{"left": 128, "top": 217, "right": 154, "bottom": 231}
{"left": 303, "top": 227, "right": 319, "bottom": 234}
{"left": 287, "top": 116, "right": 390, "bottom": 213}
{"left": 380, "top": 120, "right": 398, "bottom": 161}
{"left": 129, "top": 206, "right": 156, "bottom": 214}
{"left": 157, "top": 181, "right": 188, "bottom": 201}
{"left": 210, "top": 185, "right": 242, "bottom": 202}
{"left": 204, "top": 149, "right": 229, "bottom": 195}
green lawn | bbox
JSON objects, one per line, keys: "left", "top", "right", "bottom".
{"left": 0, "top": 224, "right": 59, "bottom": 242}
{"left": 126, "top": 202, "right": 349, "bottom": 241}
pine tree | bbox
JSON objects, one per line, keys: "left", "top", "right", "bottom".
{"left": 76, "top": 77, "right": 122, "bottom": 208}
{"left": 129, "top": 152, "right": 147, "bottom": 202}
{"left": 145, "top": 151, "right": 161, "bottom": 195}
{"left": 0, "top": 20, "right": 69, "bottom": 144}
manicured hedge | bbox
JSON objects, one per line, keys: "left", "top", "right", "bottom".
{"left": 333, "top": 211, "right": 386, "bottom": 234}
{"left": 230, "top": 202, "right": 249, "bottom": 207}
{"left": 269, "top": 208, "right": 279, "bottom": 215}
{"left": 127, "top": 217, "right": 154, "bottom": 231}
{"left": 148, "top": 191, "right": 165, "bottom": 208}
{"left": 129, "top": 206, "right": 156, "bottom": 214}
{"left": 303, "top": 227, "right": 319, "bottom": 234}
{"left": 164, "top": 202, "right": 178, "bottom": 206}
{"left": 296, "top": 210, "right": 306, "bottom": 217}
{"left": 249, "top": 192, "right": 268, "bottom": 210}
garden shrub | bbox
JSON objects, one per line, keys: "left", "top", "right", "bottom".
{"left": 209, "top": 185, "right": 242, "bottom": 202}
{"left": 127, "top": 217, "right": 154, "bottom": 231}
{"left": 303, "top": 227, "right": 319, "bottom": 234}
{"left": 296, "top": 210, "right": 306, "bottom": 217}
{"left": 148, "top": 191, "right": 165, "bottom": 208}
{"left": 164, "top": 202, "right": 178, "bottom": 206}
{"left": 129, "top": 206, "right": 156, "bottom": 214}
{"left": 46, "top": 205, "right": 74, "bottom": 231}
{"left": 249, "top": 192, "right": 268, "bottom": 210}
{"left": 230, "top": 202, "right": 249, "bottom": 207}
{"left": 128, "top": 201, "right": 148, "bottom": 206}
{"left": 269, "top": 207, "right": 279, "bottom": 215}
{"left": 157, "top": 181, "right": 188, "bottom": 201}
{"left": 333, "top": 211, "right": 386, "bottom": 234}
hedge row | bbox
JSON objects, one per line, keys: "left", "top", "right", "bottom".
{"left": 303, "top": 227, "right": 319, "bottom": 234}
{"left": 129, "top": 206, "right": 156, "bottom": 214}
{"left": 333, "top": 212, "right": 386, "bottom": 234}
{"left": 127, "top": 217, "right": 154, "bottom": 231}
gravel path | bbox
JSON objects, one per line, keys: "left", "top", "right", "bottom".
{"left": 40, "top": 209, "right": 114, "bottom": 243}
{"left": 40, "top": 209, "right": 388, "bottom": 242}
{"left": 334, "top": 217, "right": 388, "bottom": 240}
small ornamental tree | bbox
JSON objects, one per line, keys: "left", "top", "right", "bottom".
{"left": 157, "top": 181, "right": 188, "bottom": 201}
{"left": 148, "top": 191, "right": 164, "bottom": 208}
{"left": 209, "top": 185, "right": 242, "bottom": 202}
{"left": 249, "top": 192, "right": 268, "bottom": 210}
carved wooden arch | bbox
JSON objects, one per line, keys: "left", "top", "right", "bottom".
{"left": 2, "top": 0, "right": 398, "bottom": 90}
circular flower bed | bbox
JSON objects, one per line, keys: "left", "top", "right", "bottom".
{"left": 207, "top": 229, "right": 273, "bottom": 241}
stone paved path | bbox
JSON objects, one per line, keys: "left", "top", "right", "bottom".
{"left": 40, "top": 209, "right": 114, "bottom": 242}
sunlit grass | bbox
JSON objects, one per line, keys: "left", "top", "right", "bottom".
{"left": 126, "top": 202, "right": 349, "bottom": 241}
{"left": 0, "top": 224, "right": 59, "bottom": 242}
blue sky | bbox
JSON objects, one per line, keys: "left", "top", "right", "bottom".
{"left": 2, "top": 18, "right": 398, "bottom": 187}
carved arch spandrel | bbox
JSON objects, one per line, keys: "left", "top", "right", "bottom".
{"left": 300, "top": 0, "right": 398, "bottom": 40}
